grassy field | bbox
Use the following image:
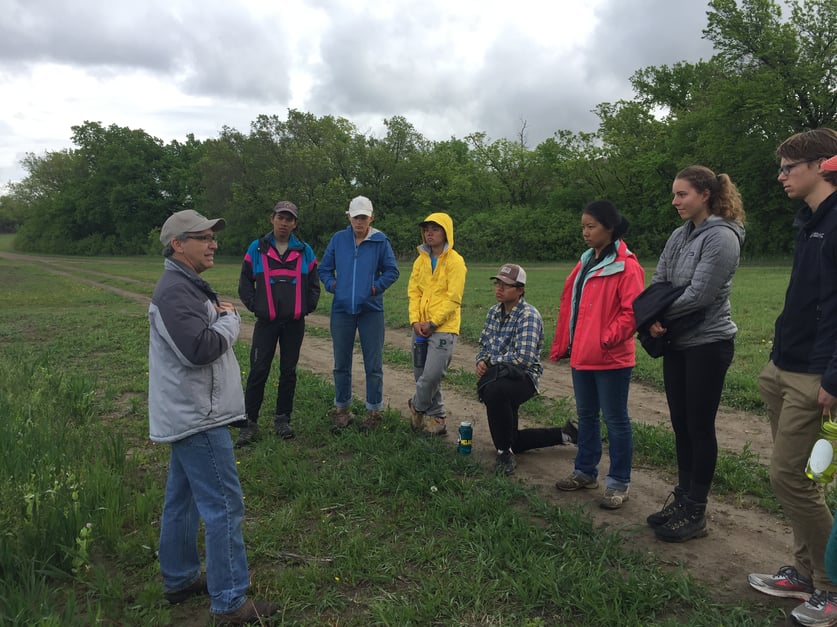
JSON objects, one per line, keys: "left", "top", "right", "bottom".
{"left": 0, "top": 241, "right": 793, "bottom": 625}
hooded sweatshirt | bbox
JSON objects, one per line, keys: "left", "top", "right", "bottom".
{"left": 650, "top": 215, "right": 745, "bottom": 349}
{"left": 407, "top": 212, "right": 467, "bottom": 334}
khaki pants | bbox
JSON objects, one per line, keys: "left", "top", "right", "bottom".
{"left": 760, "top": 360, "right": 836, "bottom": 591}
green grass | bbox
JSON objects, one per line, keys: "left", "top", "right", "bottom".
{"left": 0, "top": 256, "right": 784, "bottom": 625}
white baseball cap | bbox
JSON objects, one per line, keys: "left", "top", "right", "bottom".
{"left": 347, "top": 196, "right": 374, "bottom": 217}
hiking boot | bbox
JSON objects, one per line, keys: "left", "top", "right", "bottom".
{"left": 407, "top": 398, "right": 426, "bottom": 431}
{"left": 600, "top": 487, "right": 629, "bottom": 510}
{"left": 646, "top": 486, "right": 686, "bottom": 529}
{"left": 495, "top": 450, "right": 517, "bottom": 475}
{"left": 208, "top": 599, "right": 281, "bottom": 625}
{"left": 791, "top": 589, "right": 837, "bottom": 626}
{"left": 654, "top": 495, "right": 707, "bottom": 543}
{"left": 273, "top": 414, "right": 295, "bottom": 439}
{"left": 235, "top": 421, "right": 259, "bottom": 448}
{"left": 423, "top": 416, "right": 447, "bottom": 436}
{"left": 330, "top": 406, "right": 354, "bottom": 433}
{"left": 164, "top": 574, "right": 207, "bottom": 604}
{"left": 748, "top": 565, "right": 814, "bottom": 601}
{"left": 555, "top": 472, "right": 598, "bottom": 491}
{"left": 561, "top": 419, "right": 578, "bottom": 444}
{"left": 359, "top": 410, "right": 383, "bottom": 432}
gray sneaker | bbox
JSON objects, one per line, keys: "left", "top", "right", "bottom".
{"left": 555, "top": 472, "right": 599, "bottom": 491}
{"left": 748, "top": 565, "right": 814, "bottom": 601}
{"left": 235, "top": 421, "right": 259, "bottom": 448}
{"left": 791, "top": 589, "right": 837, "bottom": 626}
{"left": 600, "top": 487, "right": 629, "bottom": 510}
{"left": 273, "top": 414, "right": 295, "bottom": 439}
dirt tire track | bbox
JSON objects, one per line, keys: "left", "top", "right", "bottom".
{"left": 6, "top": 252, "right": 795, "bottom": 613}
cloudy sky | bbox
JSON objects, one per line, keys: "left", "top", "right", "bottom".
{"left": 0, "top": 0, "right": 716, "bottom": 188}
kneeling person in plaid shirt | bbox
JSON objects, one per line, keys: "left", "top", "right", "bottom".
{"left": 476, "top": 264, "right": 577, "bottom": 475}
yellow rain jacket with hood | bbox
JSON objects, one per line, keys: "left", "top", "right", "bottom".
{"left": 408, "top": 212, "right": 467, "bottom": 333}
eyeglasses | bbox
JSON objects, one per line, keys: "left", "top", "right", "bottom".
{"left": 184, "top": 234, "right": 218, "bottom": 243}
{"left": 493, "top": 280, "right": 521, "bottom": 289}
{"left": 778, "top": 160, "right": 815, "bottom": 176}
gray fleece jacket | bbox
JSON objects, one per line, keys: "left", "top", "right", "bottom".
{"left": 148, "top": 258, "right": 245, "bottom": 443}
{"left": 650, "top": 215, "right": 745, "bottom": 349}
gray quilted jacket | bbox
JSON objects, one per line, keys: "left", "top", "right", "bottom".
{"left": 650, "top": 215, "right": 745, "bottom": 349}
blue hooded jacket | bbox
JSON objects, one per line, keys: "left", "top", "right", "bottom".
{"left": 319, "top": 224, "right": 399, "bottom": 314}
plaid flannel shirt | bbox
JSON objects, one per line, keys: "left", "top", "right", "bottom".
{"left": 476, "top": 297, "right": 544, "bottom": 390}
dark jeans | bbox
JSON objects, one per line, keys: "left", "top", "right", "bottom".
{"left": 244, "top": 317, "right": 305, "bottom": 421}
{"left": 483, "top": 376, "right": 563, "bottom": 453}
{"left": 663, "top": 338, "right": 734, "bottom": 502}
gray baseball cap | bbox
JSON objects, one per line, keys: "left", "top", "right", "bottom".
{"left": 160, "top": 210, "right": 226, "bottom": 245}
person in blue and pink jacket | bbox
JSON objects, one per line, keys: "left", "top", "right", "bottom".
{"left": 236, "top": 200, "right": 320, "bottom": 446}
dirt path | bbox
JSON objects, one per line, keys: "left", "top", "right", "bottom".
{"left": 5, "top": 252, "right": 797, "bottom": 616}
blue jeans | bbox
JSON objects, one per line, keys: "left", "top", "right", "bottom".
{"left": 158, "top": 427, "right": 249, "bottom": 614}
{"left": 330, "top": 310, "right": 385, "bottom": 410}
{"left": 571, "top": 367, "right": 634, "bottom": 491}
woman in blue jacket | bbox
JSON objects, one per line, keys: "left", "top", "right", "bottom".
{"left": 319, "top": 196, "right": 400, "bottom": 432}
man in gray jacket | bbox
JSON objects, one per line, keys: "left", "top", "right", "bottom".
{"left": 149, "top": 210, "right": 279, "bottom": 625}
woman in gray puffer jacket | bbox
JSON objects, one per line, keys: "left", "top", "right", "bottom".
{"left": 645, "top": 165, "right": 746, "bottom": 543}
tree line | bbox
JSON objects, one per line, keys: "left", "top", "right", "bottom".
{"left": 2, "top": 0, "right": 836, "bottom": 262}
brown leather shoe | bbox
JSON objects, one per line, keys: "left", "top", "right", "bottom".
{"left": 208, "top": 599, "right": 280, "bottom": 625}
{"left": 329, "top": 406, "right": 354, "bottom": 432}
{"left": 164, "top": 573, "right": 208, "bottom": 604}
{"left": 407, "top": 398, "right": 426, "bottom": 431}
{"left": 358, "top": 409, "right": 383, "bottom": 432}
{"left": 423, "top": 416, "right": 447, "bottom": 436}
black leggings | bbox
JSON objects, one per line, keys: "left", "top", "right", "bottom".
{"left": 662, "top": 339, "right": 734, "bottom": 503}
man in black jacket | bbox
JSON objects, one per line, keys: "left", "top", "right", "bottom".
{"left": 747, "top": 129, "right": 837, "bottom": 627}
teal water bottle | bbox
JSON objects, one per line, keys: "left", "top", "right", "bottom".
{"left": 457, "top": 421, "right": 473, "bottom": 455}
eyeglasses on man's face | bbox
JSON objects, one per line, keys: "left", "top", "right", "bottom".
{"left": 184, "top": 234, "right": 218, "bottom": 243}
{"left": 493, "top": 280, "right": 520, "bottom": 290}
{"left": 778, "top": 159, "right": 816, "bottom": 176}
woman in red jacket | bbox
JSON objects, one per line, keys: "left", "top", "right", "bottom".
{"left": 551, "top": 200, "right": 645, "bottom": 509}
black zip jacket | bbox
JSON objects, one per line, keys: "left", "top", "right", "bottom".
{"left": 771, "top": 190, "right": 837, "bottom": 395}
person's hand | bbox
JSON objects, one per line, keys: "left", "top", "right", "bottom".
{"left": 413, "top": 321, "right": 432, "bottom": 337}
{"left": 371, "top": 285, "right": 376, "bottom": 295}
{"left": 216, "top": 302, "right": 236, "bottom": 314}
{"left": 819, "top": 386, "right": 837, "bottom": 414}
{"left": 476, "top": 360, "right": 488, "bottom": 377}
{"left": 649, "top": 321, "right": 667, "bottom": 338}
